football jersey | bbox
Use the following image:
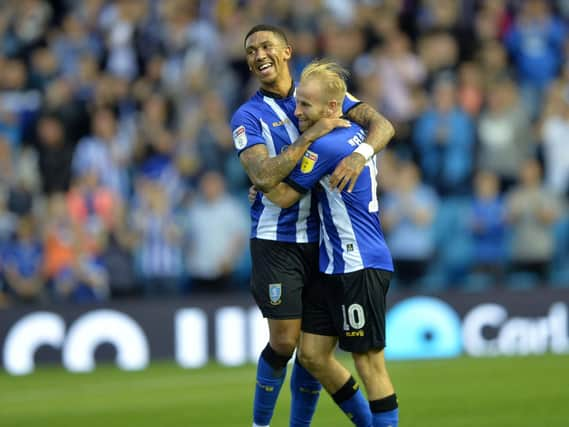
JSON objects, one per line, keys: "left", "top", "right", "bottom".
{"left": 230, "top": 85, "right": 360, "bottom": 243}
{"left": 286, "top": 123, "right": 394, "bottom": 274}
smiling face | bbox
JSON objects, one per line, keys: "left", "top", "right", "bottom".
{"left": 295, "top": 78, "right": 333, "bottom": 132}
{"left": 245, "top": 31, "right": 292, "bottom": 91}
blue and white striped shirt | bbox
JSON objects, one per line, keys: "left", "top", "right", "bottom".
{"left": 287, "top": 124, "right": 393, "bottom": 274}
{"left": 230, "top": 85, "right": 359, "bottom": 243}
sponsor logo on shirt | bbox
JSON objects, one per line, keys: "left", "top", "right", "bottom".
{"left": 345, "top": 330, "right": 365, "bottom": 337}
{"left": 272, "top": 118, "right": 291, "bottom": 127}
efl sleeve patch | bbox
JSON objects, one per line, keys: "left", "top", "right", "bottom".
{"left": 233, "top": 125, "right": 248, "bottom": 150}
{"left": 300, "top": 150, "right": 318, "bottom": 173}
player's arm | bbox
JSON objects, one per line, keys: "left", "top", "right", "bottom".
{"left": 264, "top": 182, "right": 303, "bottom": 209}
{"left": 240, "top": 117, "right": 349, "bottom": 193}
{"left": 330, "top": 102, "right": 395, "bottom": 192}
{"left": 265, "top": 137, "right": 337, "bottom": 208}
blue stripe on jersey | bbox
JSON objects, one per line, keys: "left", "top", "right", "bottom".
{"left": 277, "top": 201, "right": 299, "bottom": 241}
{"left": 307, "top": 192, "right": 320, "bottom": 242}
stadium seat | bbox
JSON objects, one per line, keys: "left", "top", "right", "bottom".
{"left": 461, "top": 272, "right": 494, "bottom": 292}
{"left": 231, "top": 246, "right": 252, "bottom": 291}
{"left": 505, "top": 272, "right": 540, "bottom": 290}
{"left": 415, "top": 267, "right": 448, "bottom": 292}
{"left": 433, "top": 197, "right": 469, "bottom": 247}
{"left": 549, "top": 267, "right": 569, "bottom": 289}
{"left": 432, "top": 197, "right": 474, "bottom": 286}
{"left": 552, "top": 215, "right": 569, "bottom": 270}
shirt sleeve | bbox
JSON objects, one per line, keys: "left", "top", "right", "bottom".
{"left": 230, "top": 109, "right": 265, "bottom": 156}
{"left": 342, "top": 92, "right": 362, "bottom": 115}
{"left": 286, "top": 136, "right": 341, "bottom": 192}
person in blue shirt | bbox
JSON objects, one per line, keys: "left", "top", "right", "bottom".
{"left": 265, "top": 60, "right": 398, "bottom": 427}
{"left": 231, "top": 25, "right": 395, "bottom": 427}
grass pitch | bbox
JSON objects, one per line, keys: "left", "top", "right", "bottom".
{"left": 0, "top": 354, "right": 567, "bottom": 427}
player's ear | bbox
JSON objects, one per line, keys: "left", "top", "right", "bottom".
{"left": 328, "top": 100, "right": 338, "bottom": 115}
{"left": 283, "top": 45, "right": 292, "bottom": 60}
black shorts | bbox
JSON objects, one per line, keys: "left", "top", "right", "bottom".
{"left": 302, "top": 268, "right": 392, "bottom": 353}
{"left": 250, "top": 238, "right": 319, "bottom": 319}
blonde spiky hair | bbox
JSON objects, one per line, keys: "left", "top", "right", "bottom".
{"left": 299, "top": 59, "right": 349, "bottom": 103}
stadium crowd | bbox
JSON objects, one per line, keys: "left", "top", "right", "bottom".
{"left": 0, "top": 0, "right": 568, "bottom": 307}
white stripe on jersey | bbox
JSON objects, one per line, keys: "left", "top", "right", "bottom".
{"left": 263, "top": 97, "right": 300, "bottom": 142}
{"left": 321, "top": 176, "right": 364, "bottom": 273}
{"left": 257, "top": 194, "right": 280, "bottom": 240}
{"left": 296, "top": 193, "right": 310, "bottom": 243}
{"left": 260, "top": 118, "right": 277, "bottom": 157}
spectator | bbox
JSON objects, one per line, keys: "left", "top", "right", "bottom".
{"left": 32, "top": 113, "right": 75, "bottom": 195}
{"left": 51, "top": 13, "right": 103, "bottom": 78}
{"left": 42, "top": 194, "right": 79, "bottom": 282}
{"left": 382, "top": 161, "right": 438, "bottom": 286}
{"left": 477, "top": 78, "right": 533, "bottom": 191}
{"left": 504, "top": 0, "right": 567, "bottom": 119}
{"left": 1, "top": 216, "right": 45, "bottom": 304}
{"left": 28, "top": 47, "right": 59, "bottom": 92}
{"left": 183, "top": 170, "right": 248, "bottom": 293}
{"left": 540, "top": 89, "right": 569, "bottom": 197}
{"left": 52, "top": 245, "right": 109, "bottom": 303}
{"left": 66, "top": 169, "right": 119, "bottom": 235}
{"left": 365, "top": 30, "right": 426, "bottom": 124}
{"left": 477, "top": 40, "right": 513, "bottom": 88}
{"left": 99, "top": 205, "right": 138, "bottom": 299}
{"left": 131, "top": 179, "right": 184, "bottom": 296}
{"left": 0, "top": 188, "right": 17, "bottom": 244}
{"left": 72, "top": 107, "right": 133, "bottom": 198}
{"left": 457, "top": 61, "right": 484, "bottom": 117}
{"left": 413, "top": 77, "right": 475, "bottom": 196}
{"left": 468, "top": 170, "right": 508, "bottom": 282}
{"left": 506, "top": 159, "right": 563, "bottom": 280}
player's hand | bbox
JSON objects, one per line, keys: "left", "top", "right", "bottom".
{"left": 330, "top": 151, "right": 366, "bottom": 192}
{"left": 303, "top": 117, "right": 350, "bottom": 142}
{"left": 248, "top": 185, "right": 259, "bottom": 204}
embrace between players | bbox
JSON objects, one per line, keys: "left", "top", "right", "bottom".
{"left": 230, "top": 24, "right": 399, "bottom": 427}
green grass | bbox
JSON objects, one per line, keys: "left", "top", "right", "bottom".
{"left": 0, "top": 354, "right": 568, "bottom": 426}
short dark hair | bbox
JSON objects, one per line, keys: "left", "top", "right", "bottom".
{"left": 244, "top": 24, "right": 289, "bottom": 48}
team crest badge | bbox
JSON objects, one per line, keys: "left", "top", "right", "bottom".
{"left": 233, "top": 125, "right": 247, "bottom": 150}
{"left": 301, "top": 150, "right": 318, "bottom": 173}
{"left": 269, "top": 283, "right": 282, "bottom": 305}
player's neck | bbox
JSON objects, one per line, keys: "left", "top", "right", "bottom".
{"left": 260, "top": 77, "right": 294, "bottom": 99}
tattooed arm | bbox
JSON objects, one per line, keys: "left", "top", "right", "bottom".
{"left": 330, "top": 103, "right": 395, "bottom": 192}
{"left": 240, "top": 117, "right": 350, "bottom": 193}
{"left": 264, "top": 182, "right": 302, "bottom": 209}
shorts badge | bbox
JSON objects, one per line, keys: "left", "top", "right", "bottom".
{"left": 301, "top": 150, "right": 318, "bottom": 173}
{"left": 269, "top": 283, "right": 282, "bottom": 305}
{"left": 233, "top": 125, "right": 247, "bottom": 150}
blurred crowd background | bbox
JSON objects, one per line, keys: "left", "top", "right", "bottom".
{"left": 0, "top": 0, "right": 568, "bottom": 307}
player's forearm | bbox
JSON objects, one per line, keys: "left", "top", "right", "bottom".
{"left": 241, "top": 134, "right": 313, "bottom": 192}
{"left": 346, "top": 103, "right": 394, "bottom": 154}
{"left": 265, "top": 183, "right": 301, "bottom": 209}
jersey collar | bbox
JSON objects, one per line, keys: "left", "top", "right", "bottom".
{"left": 259, "top": 80, "right": 295, "bottom": 99}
